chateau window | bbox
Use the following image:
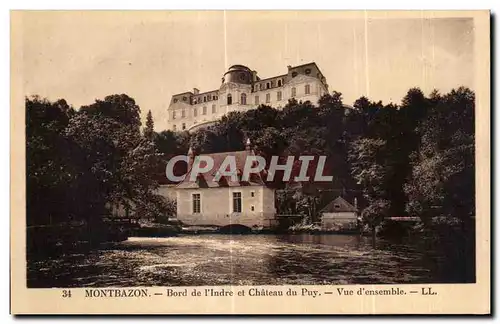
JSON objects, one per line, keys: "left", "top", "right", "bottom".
{"left": 181, "top": 109, "right": 186, "bottom": 118}
{"left": 255, "top": 96, "right": 259, "bottom": 105}
{"left": 203, "top": 96, "right": 207, "bottom": 102}
{"left": 277, "top": 79, "right": 282, "bottom": 87}
{"left": 266, "top": 82, "right": 270, "bottom": 89}
{"left": 172, "top": 111, "right": 176, "bottom": 120}
{"left": 194, "top": 108, "right": 198, "bottom": 117}
{"left": 291, "top": 87, "right": 296, "bottom": 97}
{"left": 203, "top": 106, "right": 207, "bottom": 115}
{"left": 192, "top": 193, "right": 201, "bottom": 214}
{"left": 241, "top": 93, "right": 247, "bottom": 105}
{"left": 305, "top": 84, "right": 310, "bottom": 95}
{"left": 232, "top": 192, "right": 242, "bottom": 213}
{"left": 266, "top": 93, "right": 270, "bottom": 103}
{"left": 227, "top": 94, "right": 232, "bottom": 105}
{"left": 182, "top": 123, "right": 186, "bottom": 130}
{"left": 277, "top": 91, "right": 282, "bottom": 101}
{"left": 212, "top": 104, "right": 216, "bottom": 113}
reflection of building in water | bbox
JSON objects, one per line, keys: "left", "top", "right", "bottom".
{"left": 166, "top": 62, "right": 329, "bottom": 132}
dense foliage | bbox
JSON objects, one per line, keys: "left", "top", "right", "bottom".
{"left": 26, "top": 95, "right": 174, "bottom": 233}
{"left": 26, "top": 86, "right": 475, "bottom": 240}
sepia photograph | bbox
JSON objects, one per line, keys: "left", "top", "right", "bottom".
{"left": 10, "top": 9, "right": 490, "bottom": 314}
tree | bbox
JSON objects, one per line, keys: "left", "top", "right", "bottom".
{"left": 405, "top": 87, "right": 475, "bottom": 225}
{"left": 144, "top": 110, "right": 155, "bottom": 141}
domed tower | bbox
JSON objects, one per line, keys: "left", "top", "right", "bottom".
{"left": 222, "top": 65, "right": 255, "bottom": 84}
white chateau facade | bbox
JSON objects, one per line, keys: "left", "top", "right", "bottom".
{"left": 167, "top": 62, "right": 329, "bottom": 132}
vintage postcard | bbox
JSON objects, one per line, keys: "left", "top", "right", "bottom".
{"left": 10, "top": 10, "right": 490, "bottom": 315}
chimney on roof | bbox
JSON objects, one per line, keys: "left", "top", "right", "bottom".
{"left": 193, "top": 88, "right": 200, "bottom": 95}
{"left": 287, "top": 65, "right": 292, "bottom": 71}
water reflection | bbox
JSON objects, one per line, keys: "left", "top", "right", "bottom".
{"left": 27, "top": 234, "right": 472, "bottom": 288}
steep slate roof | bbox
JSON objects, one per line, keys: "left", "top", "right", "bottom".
{"left": 176, "top": 150, "right": 268, "bottom": 189}
{"left": 320, "top": 196, "right": 358, "bottom": 213}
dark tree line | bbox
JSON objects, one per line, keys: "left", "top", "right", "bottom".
{"left": 26, "top": 86, "right": 475, "bottom": 240}
{"left": 26, "top": 94, "right": 174, "bottom": 241}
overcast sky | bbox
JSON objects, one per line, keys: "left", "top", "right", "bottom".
{"left": 21, "top": 11, "right": 474, "bottom": 131}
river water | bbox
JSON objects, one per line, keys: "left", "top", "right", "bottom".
{"left": 27, "top": 234, "right": 473, "bottom": 287}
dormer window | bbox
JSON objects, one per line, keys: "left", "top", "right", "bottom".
{"left": 173, "top": 98, "right": 178, "bottom": 103}
{"left": 305, "top": 68, "right": 311, "bottom": 75}
{"left": 277, "top": 79, "right": 282, "bottom": 87}
{"left": 292, "top": 72, "right": 298, "bottom": 77}
{"left": 182, "top": 96, "right": 187, "bottom": 101}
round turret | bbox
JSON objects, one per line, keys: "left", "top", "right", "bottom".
{"left": 222, "top": 65, "right": 253, "bottom": 84}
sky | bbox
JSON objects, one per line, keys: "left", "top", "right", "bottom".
{"left": 20, "top": 11, "right": 474, "bottom": 131}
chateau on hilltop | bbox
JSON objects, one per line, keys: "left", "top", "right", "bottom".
{"left": 167, "top": 62, "right": 329, "bottom": 132}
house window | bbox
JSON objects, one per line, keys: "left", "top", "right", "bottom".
{"left": 192, "top": 193, "right": 201, "bottom": 213}
{"left": 266, "top": 93, "right": 270, "bottom": 103}
{"left": 194, "top": 108, "right": 198, "bottom": 117}
{"left": 181, "top": 109, "right": 186, "bottom": 118}
{"left": 241, "top": 93, "right": 247, "bottom": 105}
{"left": 291, "top": 87, "right": 296, "bottom": 97}
{"left": 255, "top": 96, "right": 259, "bottom": 105}
{"left": 182, "top": 123, "right": 186, "bottom": 130}
{"left": 277, "top": 91, "right": 282, "bottom": 101}
{"left": 203, "top": 106, "right": 207, "bottom": 115}
{"left": 277, "top": 79, "right": 282, "bottom": 87}
{"left": 212, "top": 104, "right": 216, "bottom": 113}
{"left": 227, "top": 94, "right": 232, "bottom": 105}
{"left": 305, "top": 84, "right": 310, "bottom": 95}
{"left": 172, "top": 111, "right": 176, "bottom": 120}
{"left": 251, "top": 191, "right": 255, "bottom": 197}
{"left": 232, "top": 192, "right": 242, "bottom": 213}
